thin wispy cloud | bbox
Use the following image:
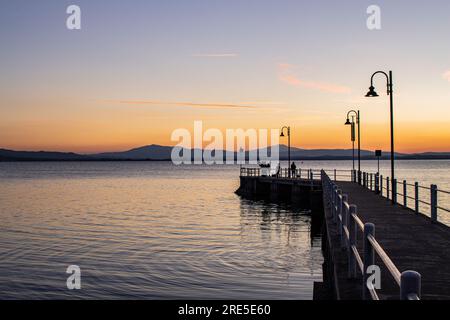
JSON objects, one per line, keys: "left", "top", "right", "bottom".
{"left": 277, "top": 63, "right": 351, "bottom": 94}
{"left": 192, "top": 53, "right": 238, "bottom": 58}
{"left": 443, "top": 70, "right": 450, "bottom": 82}
{"left": 238, "top": 100, "right": 287, "bottom": 106}
{"left": 100, "top": 99, "right": 276, "bottom": 110}
{"left": 99, "top": 99, "right": 290, "bottom": 112}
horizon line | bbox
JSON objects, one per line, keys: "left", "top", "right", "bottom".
{"left": 2, "top": 144, "right": 450, "bottom": 156}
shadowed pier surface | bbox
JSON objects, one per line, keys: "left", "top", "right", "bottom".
{"left": 335, "top": 181, "right": 450, "bottom": 300}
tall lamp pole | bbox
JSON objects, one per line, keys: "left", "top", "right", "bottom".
{"left": 351, "top": 117, "right": 355, "bottom": 171}
{"left": 365, "top": 71, "right": 395, "bottom": 201}
{"left": 280, "top": 126, "right": 291, "bottom": 178}
{"left": 345, "top": 110, "right": 361, "bottom": 183}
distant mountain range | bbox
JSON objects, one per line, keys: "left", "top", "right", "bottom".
{"left": 1, "top": 145, "right": 450, "bottom": 161}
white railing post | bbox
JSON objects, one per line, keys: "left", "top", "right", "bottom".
{"left": 392, "top": 179, "right": 397, "bottom": 204}
{"left": 363, "top": 223, "right": 375, "bottom": 300}
{"left": 348, "top": 205, "right": 357, "bottom": 279}
{"left": 380, "top": 175, "right": 383, "bottom": 197}
{"left": 335, "top": 189, "right": 341, "bottom": 224}
{"left": 400, "top": 271, "right": 421, "bottom": 300}
{"left": 431, "top": 184, "right": 438, "bottom": 222}
{"left": 403, "top": 180, "right": 407, "bottom": 207}
{"left": 345, "top": 201, "right": 350, "bottom": 251}
{"left": 333, "top": 186, "right": 338, "bottom": 223}
{"left": 415, "top": 182, "right": 419, "bottom": 214}
{"left": 324, "top": 172, "right": 327, "bottom": 198}
{"left": 387, "top": 177, "right": 390, "bottom": 200}
{"left": 338, "top": 192, "right": 343, "bottom": 234}
{"left": 340, "top": 194, "right": 348, "bottom": 248}
{"left": 375, "top": 173, "right": 380, "bottom": 194}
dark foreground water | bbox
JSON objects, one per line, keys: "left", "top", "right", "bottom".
{"left": 0, "top": 162, "right": 323, "bottom": 299}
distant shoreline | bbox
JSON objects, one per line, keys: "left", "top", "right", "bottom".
{"left": 2, "top": 156, "right": 450, "bottom": 162}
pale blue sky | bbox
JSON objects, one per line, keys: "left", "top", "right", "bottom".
{"left": 1, "top": 0, "right": 450, "bottom": 152}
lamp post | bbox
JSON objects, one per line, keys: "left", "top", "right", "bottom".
{"left": 365, "top": 70, "right": 395, "bottom": 202}
{"left": 345, "top": 110, "right": 361, "bottom": 183}
{"left": 280, "top": 126, "right": 291, "bottom": 178}
{"left": 351, "top": 117, "right": 355, "bottom": 171}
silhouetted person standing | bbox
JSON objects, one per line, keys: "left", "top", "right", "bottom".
{"left": 290, "top": 162, "right": 297, "bottom": 177}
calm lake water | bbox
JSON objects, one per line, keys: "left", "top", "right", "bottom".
{"left": 0, "top": 162, "right": 323, "bottom": 300}
{"left": 0, "top": 160, "right": 449, "bottom": 299}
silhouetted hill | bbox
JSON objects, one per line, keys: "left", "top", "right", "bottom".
{"left": 400, "top": 152, "right": 450, "bottom": 160}
{"left": 0, "top": 149, "right": 90, "bottom": 161}
{"left": 94, "top": 144, "right": 172, "bottom": 160}
{"left": 92, "top": 144, "right": 407, "bottom": 160}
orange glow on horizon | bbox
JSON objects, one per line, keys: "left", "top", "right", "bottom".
{"left": 2, "top": 120, "right": 449, "bottom": 154}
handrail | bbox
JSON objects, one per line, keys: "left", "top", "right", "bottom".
{"left": 240, "top": 166, "right": 356, "bottom": 182}
{"left": 351, "top": 213, "right": 365, "bottom": 231}
{"left": 367, "top": 234, "right": 401, "bottom": 285}
{"left": 352, "top": 245, "right": 364, "bottom": 273}
{"left": 321, "top": 170, "right": 421, "bottom": 300}
{"left": 437, "top": 206, "right": 450, "bottom": 213}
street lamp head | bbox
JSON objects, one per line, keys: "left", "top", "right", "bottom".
{"left": 345, "top": 118, "right": 352, "bottom": 125}
{"left": 365, "top": 86, "right": 379, "bottom": 97}
{"left": 280, "top": 132, "right": 285, "bottom": 137}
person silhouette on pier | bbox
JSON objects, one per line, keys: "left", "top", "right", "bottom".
{"left": 291, "top": 162, "right": 297, "bottom": 178}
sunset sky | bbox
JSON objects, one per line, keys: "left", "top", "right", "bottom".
{"left": 1, "top": 0, "right": 450, "bottom": 153}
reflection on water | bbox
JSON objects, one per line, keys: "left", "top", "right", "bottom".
{"left": 0, "top": 162, "right": 323, "bottom": 299}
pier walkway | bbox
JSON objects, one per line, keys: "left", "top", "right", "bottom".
{"left": 326, "top": 179, "right": 450, "bottom": 300}
{"left": 238, "top": 167, "right": 450, "bottom": 300}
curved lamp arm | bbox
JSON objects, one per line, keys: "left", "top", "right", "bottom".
{"left": 347, "top": 110, "right": 358, "bottom": 118}
{"left": 280, "top": 126, "right": 290, "bottom": 135}
{"left": 370, "top": 71, "right": 391, "bottom": 95}
{"left": 346, "top": 110, "right": 359, "bottom": 124}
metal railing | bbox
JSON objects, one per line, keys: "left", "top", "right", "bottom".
{"left": 240, "top": 167, "right": 354, "bottom": 181}
{"left": 357, "top": 171, "right": 450, "bottom": 224}
{"left": 322, "top": 170, "right": 421, "bottom": 300}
